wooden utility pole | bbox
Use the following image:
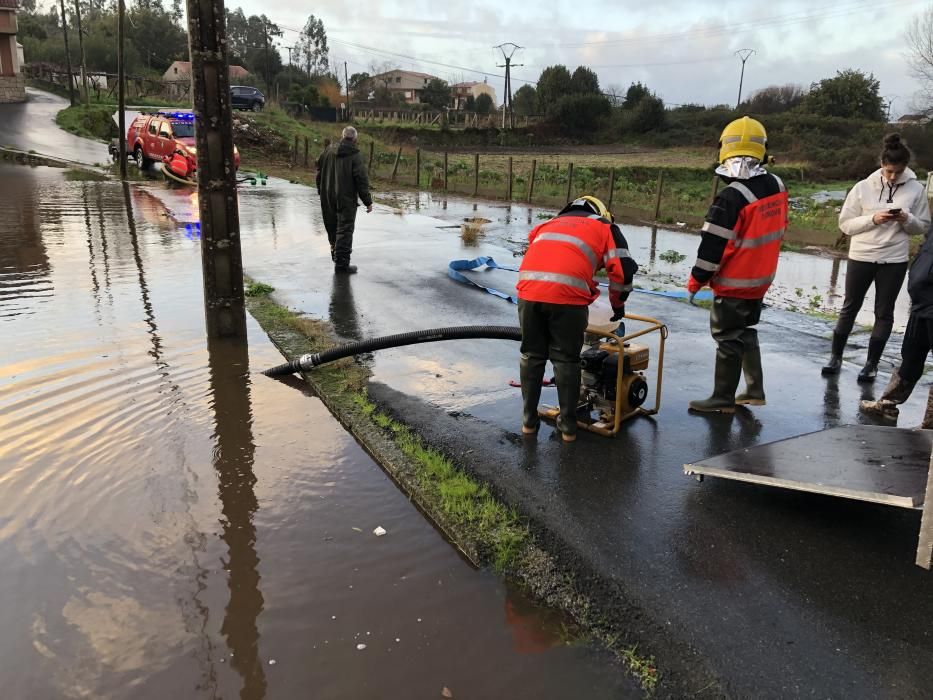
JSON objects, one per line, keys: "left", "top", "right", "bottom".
{"left": 73, "top": 0, "right": 89, "bottom": 105}
{"left": 58, "top": 0, "right": 76, "bottom": 107}
{"left": 186, "top": 0, "right": 246, "bottom": 338}
{"left": 117, "top": 0, "right": 126, "bottom": 180}
{"left": 344, "top": 61, "right": 350, "bottom": 119}
{"left": 262, "top": 19, "right": 271, "bottom": 91}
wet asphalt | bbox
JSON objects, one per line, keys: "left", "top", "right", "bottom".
{"left": 10, "top": 92, "right": 933, "bottom": 697}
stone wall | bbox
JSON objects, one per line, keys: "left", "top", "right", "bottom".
{"left": 0, "top": 74, "right": 25, "bottom": 103}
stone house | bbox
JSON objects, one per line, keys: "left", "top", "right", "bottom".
{"left": 162, "top": 60, "right": 250, "bottom": 98}
{"left": 450, "top": 79, "right": 497, "bottom": 110}
{"left": 0, "top": 0, "right": 25, "bottom": 103}
{"left": 369, "top": 69, "right": 439, "bottom": 104}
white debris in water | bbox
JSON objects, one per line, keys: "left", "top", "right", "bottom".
{"left": 373, "top": 526, "right": 387, "bottom": 537}
{"left": 356, "top": 643, "right": 367, "bottom": 650}
{"left": 417, "top": 618, "right": 422, "bottom": 623}
{"left": 352, "top": 527, "right": 362, "bottom": 532}
{"left": 331, "top": 615, "right": 336, "bottom": 620}
{"left": 395, "top": 638, "right": 400, "bottom": 643}
{"left": 268, "top": 659, "right": 276, "bottom": 666}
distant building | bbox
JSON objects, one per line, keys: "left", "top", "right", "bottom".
{"left": 162, "top": 60, "right": 250, "bottom": 98}
{"left": 450, "top": 79, "right": 497, "bottom": 110}
{"left": 896, "top": 113, "right": 931, "bottom": 127}
{"left": 0, "top": 0, "right": 25, "bottom": 103}
{"left": 370, "top": 69, "right": 439, "bottom": 104}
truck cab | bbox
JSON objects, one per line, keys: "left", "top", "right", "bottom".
{"left": 126, "top": 112, "right": 240, "bottom": 173}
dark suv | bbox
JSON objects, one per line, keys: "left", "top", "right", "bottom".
{"left": 231, "top": 86, "right": 265, "bottom": 112}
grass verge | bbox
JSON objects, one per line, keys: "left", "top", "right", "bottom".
{"left": 244, "top": 278, "right": 664, "bottom": 693}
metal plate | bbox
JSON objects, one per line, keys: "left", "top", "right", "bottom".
{"left": 684, "top": 425, "right": 933, "bottom": 509}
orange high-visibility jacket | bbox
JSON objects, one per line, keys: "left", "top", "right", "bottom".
{"left": 517, "top": 212, "right": 637, "bottom": 310}
{"left": 692, "top": 175, "right": 788, "bottom": 299}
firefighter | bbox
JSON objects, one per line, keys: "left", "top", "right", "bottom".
{"left": 686, "top": 117, "right": 789, "bottom": 413}
{"left": 517, "top": 195, "right": 638, "bottom": 441}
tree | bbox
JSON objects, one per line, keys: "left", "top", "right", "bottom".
{"left": 604, "top": 83, "right": 625, "bottom": 107}
{"left": 631, "top": 94, "right": 666, "bottom": 132}
{"left": 906, "top": 5, "right": 933, "bottom": 113}
{"left": 536, "top": 65, "right": 573, "bottom": 114}
{"left": 549, "top": 93, "right": 611, "bottom": 135}
{"left": 570, "top": 66, "right": 600, "bottom": 95}
{"left": 513, "top": 84, "right": 537, "bottom": 116}
{"left": 421, "top": 78, "right": 451, "bottom": 109}
{"left": 624, "top": 81, "right": 650, "bottom": 110}
{"left": 296, "top": 14, "right": 329, "bottom": 77}
{"left": 740, "top": 84, "right": 805, "bottom": 114}
{"left": 802, "top": 69, "right": 884, "bottom": 121}
{"left": 475, "top": 93, "right": 494, "bottom": 114}
{"left": 464, "top": 94, "right": 476, "bottom": 111}
{"left": 348, "top": 71, "right": 371, "bottom": 100}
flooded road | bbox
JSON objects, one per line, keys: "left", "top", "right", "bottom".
{"left": 0, "top": 164, "right": 638, "bottom": 698}
{"left": 378, "top": 190, "right": 911, "bottom": 333}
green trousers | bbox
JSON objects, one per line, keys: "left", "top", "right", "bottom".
{"left": 518, "top": 300, "right": 589, "bottom": 436}
{"left": 710, "top": 296, "right": 763, "bottom": 398}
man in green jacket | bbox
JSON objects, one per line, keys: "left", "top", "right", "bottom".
{"left": 316, "top": 126, "right": 373, "bottom": 273}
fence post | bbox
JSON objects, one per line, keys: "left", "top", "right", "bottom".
{"left": 566, "top": 162, "right": 574, "bottom": 202}
{"left": 507, "top": 157, "right": 513, "bottom": 201}
{"left": 710, "top": 174, "right": 720, "bottom": 203}
{"left": 527, "top": 158, "right": 537, "bottom": 203}
{"left": 303, "top": 137, "right": 309, "bottom": 168}
{"left": 473, "top": 153, "right": 479, "bottom": 197}
{"left": 607, "top": 167, "right": 616, "bottom": 213}
{"left": 391, "top": 146, "right": 402, "bottom": 181}
{"left": 444, "top": 152, "right": 448, "bottom": 191}
{"left": 369, "top": 141, "right": 374, "bottom": 172}
{"left": 653, "top": 170, "right": 665, "bottom": 220}
{"left": 415, "top": 148, "right": 421, "bottom": 188}
{"left": 293, "top": 135, "right": 298, "bottom": 166}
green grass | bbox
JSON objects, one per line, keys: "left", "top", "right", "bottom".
{"left": 63, "top": 168, "right": 108, "bottom": 181}
{"left": 55, "top": 104, "right": 117, "bottom": 141}
{"left": 244, "top": 281, "right": 275, "bottom": 297}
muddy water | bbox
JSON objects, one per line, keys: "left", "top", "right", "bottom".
{"left": 0, "top": 165, "right": 637, "bottom": 699}
{"left": 378, "top": 190, "right": 912, "bottom": 333}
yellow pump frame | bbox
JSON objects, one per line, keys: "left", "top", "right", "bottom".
{"left": 538, "top": 313, "right": 667, "bottom": 437}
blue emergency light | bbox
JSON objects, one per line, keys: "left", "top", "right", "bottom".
{"left": 161, "top": 111, "right": 195, "bottom": 121}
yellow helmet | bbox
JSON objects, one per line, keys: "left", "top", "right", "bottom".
{"left": 719, "top": 116, "right": 767, "bottom": 163}
{"left": 560, "top": 194, "right": 613, "bottom": 221}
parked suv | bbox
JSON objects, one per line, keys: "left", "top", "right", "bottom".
{"left": 231, "top": 86, "right": 265, "bottom": 112}
{"left": 126, "top": 111, "right": 240, "bottom": 173}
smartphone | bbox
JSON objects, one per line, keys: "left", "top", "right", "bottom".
{"left": 889, "top": 208, "right": 902, "bottom": 215}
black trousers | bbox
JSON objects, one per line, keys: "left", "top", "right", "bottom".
{"left": 518, "top": 300, "right": 589, "bottom": 435}
{"left": 334, "top": 207, "right": 358, "bottom": 267}
{"left": 883, "top": 314, "right": 933, "bottom": 398}
{"left": 835, "top": 260, "right": 907, "bottom": 345}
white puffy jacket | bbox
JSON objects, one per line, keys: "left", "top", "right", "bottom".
{"left": 838, "top": 167, "right": 931, "bottom": 263}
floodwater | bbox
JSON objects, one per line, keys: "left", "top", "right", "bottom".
{"left": 378, "top": 190, "right": 912, "bottom": 333}
{"left": 0, "top": 164, "right": 638, "bottom": 699}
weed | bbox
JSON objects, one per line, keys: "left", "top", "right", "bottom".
{"left": 809, "top": 293, "right": 823, "bottom": 309}
{"left": 64, "top": 169, "right": 108, "bottom": 182}
{"left": 658, "top": 249, "right": 687, "bottom": 264}
{"left": 618, "top": 644, "right": 659, "bottom": 692}
{"left": 795, "top": 287, "right": 804, "bottom": 298}
{"left": 245, "top": 282, "right": 275, "bottom": 297}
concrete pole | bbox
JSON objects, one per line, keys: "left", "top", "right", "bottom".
{"left": 58, "top": 0, "right": 76, "bottom": 107}
{"left": 186, "top": 0, "right": 246, "bottom": 338}
{"left": 117, "top": 0, "right": 126, "bottom": 180}
{"left": 73, "top": 0, "right": 89, "bottom": 105}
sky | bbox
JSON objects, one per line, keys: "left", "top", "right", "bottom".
{"left": 230, "top": 0, "right": 930, "bottom": 116}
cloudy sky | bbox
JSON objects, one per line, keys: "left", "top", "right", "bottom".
{"left": 236, "top": 0, "right": 928, "bottom": 115}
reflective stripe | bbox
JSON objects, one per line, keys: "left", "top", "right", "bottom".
{"left": 728, "top": 182, "right": 758, "bottom": 203}
{"left": 702, "top": 221, "right": 737, "bottom": 240}
{"left": 533, "top": 232, "right": 599, "bottom": 268}
{"left": 604, "top": 247, "right": 631, "bottom": 262}
{"left": 748, "top": 135, "right": 766, "bottom": 144}
{"left": 714, "top": 273, "right": 776, "bottom": 288}
{"left": 694, "top": 258, "right": 720, "bottom": 272}
{"left": 734, "top": 229, "right": 784, "bottom": 249}
{"left": 722, "top": 135, "right": 741, "bottom": 143}
{"left": 772, "top": 174, "right": 786, "bottom": 193}
{"left": 519, "top": 270, "right": 591, "bottom": 293}
{"left": 609, "top": 281, "right": 633, "bottom": 293}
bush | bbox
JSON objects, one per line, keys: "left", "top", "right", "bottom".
{"left": 631, "top": 95, "right": 666, "bottom": 133}
{"left": 549, "top": 94, "right": 612, "bottom": 136}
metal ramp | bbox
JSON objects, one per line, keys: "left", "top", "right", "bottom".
{"left": 684, "top": 425, "right": 933, "bottom": 568}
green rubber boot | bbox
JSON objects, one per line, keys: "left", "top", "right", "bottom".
{"left": 735, "top": 337, "right": 766, "bottom": 406}
{"left": 689, "top": 354, "right": 741, "bottom": 414}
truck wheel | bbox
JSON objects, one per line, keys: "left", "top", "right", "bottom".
{"left": 251, "top": 101, "right": 262, "bottom": 112}
{"left": 134, "top": 146, "right": 146, "bottom": 169}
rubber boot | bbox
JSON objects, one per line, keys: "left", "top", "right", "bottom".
{"left": 552, "top": 359, "right": 582, "bottom": 441}
{"left": 922, "top": 386, "right": 933, "bottom": 430}
{"left": 821, "top": 331, "right": 846, "bottom": 376}
{"left": 519, "top": 352, "right": 546, "bottom": 434}
{"left": 689, "top": 353, "right": 741, "bottom": 414}
{"left": 735, "top": 339, "right": 766, "bottom": 406}
{"left": 857, "top": 338, "right": 885, "bottom": 383}
{"left": 334, "top": 264, "right": 358, "bottom": 274}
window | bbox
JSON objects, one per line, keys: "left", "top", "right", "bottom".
{"left": 148, "top": 121, "right": 158, "bottom": 136}
{"left": 159, "top": 123, "right": 172, "bottom": 139}
{"left": 173, "top": 66, "right": 178, "bottom": 74}
{"left": 395, "top": 76, "right": 401, "bottom": 84}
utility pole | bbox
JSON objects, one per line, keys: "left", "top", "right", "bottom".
{"left": 494, "top": 42, "right": 522, "bottom": 129}
{"left": 284, "top": 45, "right": 294, "bottom": 69}
{"left": 734, "top": 48, "right": 756, "bottom": 110}
{"left": 262, "top": 19, "right": 271, "bottom": 91}
{"left": 58, "top": 0, "right": 76, "bottom": 107}
{"left": 117, "top": 0, "right": 126, "bottom": 180}
{"left": 186, "top": 0, "right": 246, "bottom": 338}
{"left": 344, "top": 60, "right": 350, "bottom": 119}
{"left": 73, "top": 0, "right": 89, "bottom": 105}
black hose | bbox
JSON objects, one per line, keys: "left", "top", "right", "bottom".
{"left": 262, "top": 325, "right": 523, "bottom": 377}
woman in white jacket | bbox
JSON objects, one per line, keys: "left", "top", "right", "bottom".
{"left": 822, "top": 134, "right": 931, "bottom": 381}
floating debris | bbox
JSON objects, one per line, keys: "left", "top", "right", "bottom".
{"left": 373, "top": 526, "right": 387, "bottom": 537}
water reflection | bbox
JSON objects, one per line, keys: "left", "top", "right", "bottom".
{"left": 329, "top": 273, "right": 363, "bottom": 343}
{"left": 0, "top": 167, "right": 51, "bottom": 318}
{"left": 207, "top": 336, "right": 266, "bottom": 699}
